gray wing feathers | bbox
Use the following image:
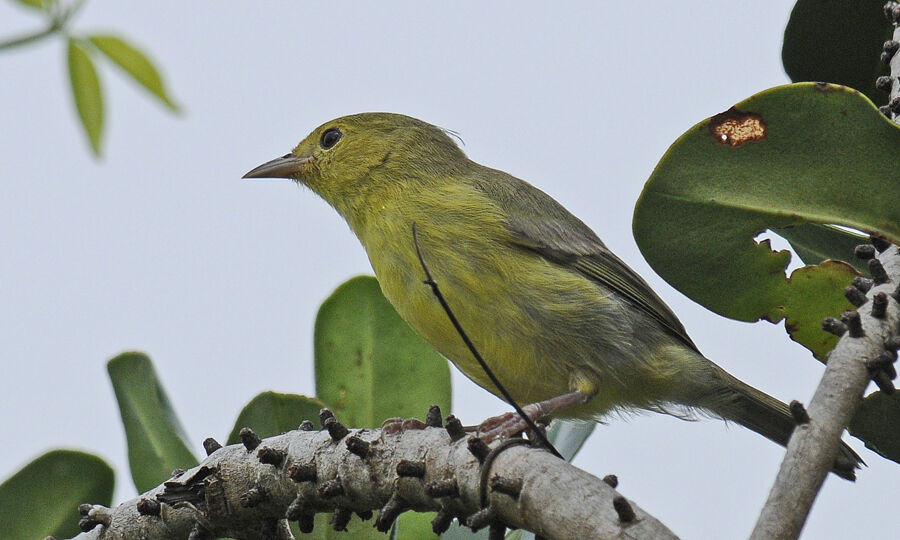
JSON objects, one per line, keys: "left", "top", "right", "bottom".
{"left": 468, "top": 166, "right": 698, "bottom": 352}
{"left": 506, "top": 215, "right": 699, "bottom": 353}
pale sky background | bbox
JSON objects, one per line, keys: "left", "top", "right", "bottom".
{"left": 1, "top": 2, "right": 896, "bottom": 539}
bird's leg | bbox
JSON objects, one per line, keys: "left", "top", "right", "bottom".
{"left": 474, "top": 390, "right": 592, "bottom": 441}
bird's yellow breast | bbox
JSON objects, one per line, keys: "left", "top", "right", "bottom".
{"left": 352, "top": 181, "right": 609, "bottom": 409}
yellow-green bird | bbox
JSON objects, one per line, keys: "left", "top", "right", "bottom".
{"left": 244, "top": 112, "right": 860, "bottom": 479}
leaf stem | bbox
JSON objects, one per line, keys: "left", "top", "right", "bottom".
{"left": 0, "top": 0, "right": 87, "bottom": 51}
{"left": 0, "top": 23, "right": 60, "bottom": 51}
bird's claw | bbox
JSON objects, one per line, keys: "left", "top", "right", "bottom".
{"left": 473, "top": 408, "right": 543, "bottom": 442}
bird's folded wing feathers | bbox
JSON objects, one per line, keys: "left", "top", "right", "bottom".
{"left": 506, "top": 214, "right": 700, "bottom": 354}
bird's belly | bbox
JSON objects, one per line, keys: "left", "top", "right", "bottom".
{"left": 368, "top": 238, "right": 662, "bottom": 417}
{"left": 378, "top": 259, "right": 567, "bottom": 401}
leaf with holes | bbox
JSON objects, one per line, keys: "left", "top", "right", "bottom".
{"left": 634, "top": 83, "right": 900, "bottom": 360}
{"left": 773, "top": 224, "right": 869, "bottom": 273}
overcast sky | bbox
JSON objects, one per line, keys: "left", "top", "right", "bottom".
{"left": 1, "top": 2, "right": 896, "bottom": 538}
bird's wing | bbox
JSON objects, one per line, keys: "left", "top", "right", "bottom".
{"left": 505, "top": 214, "right": 700, "bottom": 353}
{"left": 465, "top": 166, "right": 699, "bottom": 352}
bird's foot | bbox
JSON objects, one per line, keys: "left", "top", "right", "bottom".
{"left": 472, "top": 390, "right": 593, "bottom": 442}
{"left": 473, "top": 404, "right": 546, "bottom": 442}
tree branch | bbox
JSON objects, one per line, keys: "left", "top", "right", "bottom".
{"left": 54, "top": 421, "right": 678, "bottom": 539}
{"left": 749, "top": 12, "right": 900, "bottom": 537}
{"left": 751, "top": 16, "right": 900, "bottom": 538}
{"left": 750, "top": 242, "right": 900, "bottom": 540}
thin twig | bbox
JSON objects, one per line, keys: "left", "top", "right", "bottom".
{"left": 411, "top": 222, "right": 562, "bottom": 459}
{"left": 0, "top": 0, "right": 87, "bottom": 51}
{"left": 0, "top": 24, "right": 61, "bottom": 51}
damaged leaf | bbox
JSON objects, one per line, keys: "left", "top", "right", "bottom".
{"left": 634, "top": 83, "right": 900, "bottom": 359}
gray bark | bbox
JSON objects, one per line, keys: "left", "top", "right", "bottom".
{"left": 58, "top": 425, "right": 679, "bottom": 540}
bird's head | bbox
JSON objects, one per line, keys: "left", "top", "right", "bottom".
{"left": 244, "top": 112, "right": 469, "bottom": 225}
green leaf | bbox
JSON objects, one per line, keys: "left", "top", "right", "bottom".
{"left": 395, "top": 512, "right": 439, "bottom": 539}
{"left": 226, "top": 391, "right": 326, "bottom": 444}
{"left": 315, "top": 276, "right": 450, "bottom": 540}
{"left": 849, "top": 391, "right": 900, "bottom": 464}
{"left": 441, "top": 522, "right": 488, "bottom": 540}
{"left": 634, "top": 83, "right": 900, "bottom": 360}
{"left": 782, "top": 0, "right": 891, "bottom": 105}
{"left": 108, "top": 352, "right": 198, "bottom": 492}
{"left": 546, "top": 419, "right": 595, "bottom": 462}
{"left": 88, "top": 34, "right": 180, "bottom": 111}
{"left": 307, "top": 512, "right": 421, "bottom": 540}
{"left": 67, "top": 38, "right": 103, "bottom": 156}
{"left": 772, "top": 224, "right": 869, "bottom": 273}
{"left": 308, "top": 512, "right": 384, "bottom": 539}
{"left": 13, "top": 0, "right": 46, "bottom": 9}
{"left": 314, "top": 275, "right": 451, "bottom": 428}
{"left": 0, "top": 450, "right": 113, "bottom": 539}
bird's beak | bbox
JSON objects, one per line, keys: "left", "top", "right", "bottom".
{"left": 242, "top": 154, "right": 312, "bottom": 179}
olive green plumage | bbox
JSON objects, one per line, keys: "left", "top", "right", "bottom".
{"left": 244, "top": 112, "right": 861, "bottom": 479}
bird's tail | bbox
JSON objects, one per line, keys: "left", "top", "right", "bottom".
{"left": 697, "top": 367, "right": 863, "bottom": 481}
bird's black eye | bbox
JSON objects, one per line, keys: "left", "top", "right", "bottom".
{"left": 320, "top": 128, "right": 342, "bottom": 149}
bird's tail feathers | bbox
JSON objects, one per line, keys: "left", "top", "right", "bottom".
{"left": 695, "top": 368, "right": 863, "bottom": 481}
